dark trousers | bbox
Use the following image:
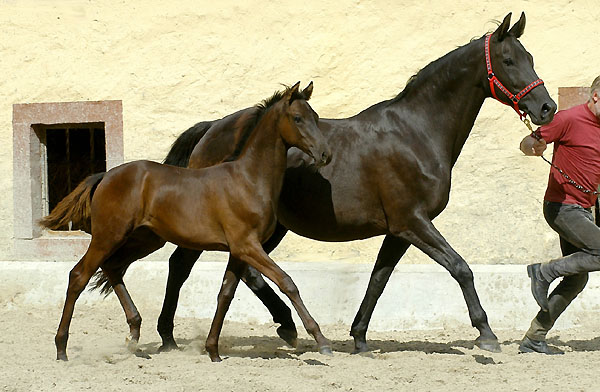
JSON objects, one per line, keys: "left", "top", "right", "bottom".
{"left": 526, "top": 201, "right": 599, "bottom": 341}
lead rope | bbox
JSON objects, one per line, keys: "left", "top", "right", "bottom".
{"left": 524, "top": 118, "right": 600, "bottom": 195}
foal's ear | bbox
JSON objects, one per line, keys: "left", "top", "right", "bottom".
{"left": 301, "top": 81, "right": 313, "bottom": 101}
{"left": 508, "top": 12, "right": 526, "bottom": 38}
{"left": 285, "top": 81, "right": 301, "bottom": 104}
{"left": 494, "top": 12, "right": 512, "bottom": 42}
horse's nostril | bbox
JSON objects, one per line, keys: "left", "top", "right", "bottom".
{"left": 541, "top": 103, "right": 551, "bottom": 114}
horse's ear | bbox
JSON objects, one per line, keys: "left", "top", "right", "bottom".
{"left": 301, "top": 81, "right": 313, "bottom": 101}
{"left": 508, "top": 12, "right": 526, "bottom": 38}
{"left": 494, "top": 12, "right": 512, "bottom": 41}
{"left": 285, "top": 81, "right": 301, "bottom": 104}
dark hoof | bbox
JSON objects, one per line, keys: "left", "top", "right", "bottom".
{"left": 519, "top": 336, "right": 564, "bottom": 355}
{"left": 277, "top": 326, "right": 298, "bottom": 348}
{"left": 351, "top": 338, "right": 369, "bottom": 354}
{"left": 209, "top": 354, "right": 222, "bottom": 362}
{"left": 475, "top": 336, "right": 501, "bottom": 353}
{"left": 319, "top": 346, "right": 333, "bottom": 356}
{"left": 157, "top": 341, "right": 180, "bottom": 353}
{"left": 527, "top": 264, "right": 550, "bottom": 312}
{"left": 56, "top": 352, "right": 68, "bottom": 361}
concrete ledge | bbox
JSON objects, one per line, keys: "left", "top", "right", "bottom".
{"left": 2, "top": 261, "right": 600, "bottom": 332}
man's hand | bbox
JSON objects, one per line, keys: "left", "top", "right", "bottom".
{"left": 520, "top": 134, "right": 547, "bottom": 156}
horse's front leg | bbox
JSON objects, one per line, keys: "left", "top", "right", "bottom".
{"left": 350, "top": 235, "right": 411, "bottom": 353}
{"left": 397, "top": 216, "right": 500, "bottom": 352}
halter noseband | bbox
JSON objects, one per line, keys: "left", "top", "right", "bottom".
{"left": 485, "top": 34, "right": 544, "bottom": 121}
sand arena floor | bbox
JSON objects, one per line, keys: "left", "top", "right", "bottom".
{"left": 2, "top": 300, "right": 600, "bottom": 392}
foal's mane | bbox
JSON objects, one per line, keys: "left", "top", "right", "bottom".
{"left": 223, "top": 85, "right": 307, "bottom": 162}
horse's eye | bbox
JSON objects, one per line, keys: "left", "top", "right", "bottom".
{"left": 503, "top": 58, "right": 514, "bottom": 66}
{"left": 294, "top": 116, "right": 302, "bottom": 123}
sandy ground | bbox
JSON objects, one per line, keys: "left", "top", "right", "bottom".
{"left": 2, "top": 300, "right": 600, "bottom": 392}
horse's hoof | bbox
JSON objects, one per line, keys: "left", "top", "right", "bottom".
{"left": 209, "top": 354, "right": 222, "bottom": 363}
{"left": 475, "top": 337, "right": 501, "bottom": 353}
{"left": 126, "top": 336, "right": 139, "bottom": 353}
{"left": 157, "top": 341, "right": 179, "bottom": 353}
{"left": 56, "top": 352, "right": 68, "bottom": 361}
{"left": 319, "top": 346, "right": 333, "bottom": 356}
{"left": 277, "top": 326, "right": 298, "bottom": 348}
{"left": 352, "top": 340, "right": 369, "bottom": 354}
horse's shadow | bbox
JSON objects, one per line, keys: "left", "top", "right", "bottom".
{"left": 503, "top": 336, "right": 600, "bottom": 352}
{"left": 135, "top": 334, "right": 482, "bottom": 361}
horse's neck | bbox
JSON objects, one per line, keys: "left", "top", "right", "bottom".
{"left": 236, "top": 109, "right": 288, "bottom": 197}
{"left": 389, "top": 38, "right": 488, "bottom": 167}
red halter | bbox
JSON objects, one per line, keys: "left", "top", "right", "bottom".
{"left": 484, "top": 34, "right": 544, "bottom": 121}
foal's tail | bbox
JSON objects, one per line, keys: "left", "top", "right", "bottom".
{"left": 38, "top": 173, "right": 105, "bottom": 234}
{"left": 163, "top": 121, "right": 213, "bottom": 167}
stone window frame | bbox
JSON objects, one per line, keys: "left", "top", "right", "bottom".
{"left": 12, "top": 100, "right": 123, "bottom": 259}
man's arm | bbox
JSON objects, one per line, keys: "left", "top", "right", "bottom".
{"left": 520, "top": 133, "right": 547, "bottom": 156}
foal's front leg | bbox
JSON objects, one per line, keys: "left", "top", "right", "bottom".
{"left": 232, "top": 242, "right": 332, "bottom": 356}
{"left": 205, "top": 255, "right": 247, "bottom": 362}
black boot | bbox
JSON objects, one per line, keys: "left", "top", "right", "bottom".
{"left": 519, "top": 336, "right": 564, "bottom": 355}
{"left": 527, "top": 263, "right": 550, "bottom": 312}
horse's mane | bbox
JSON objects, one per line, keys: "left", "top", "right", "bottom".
{"left": 223, "top": 85, "right": 307, "bottom": 162}
{"left": 390, "top": 29, "right": 498, "bottom": 104}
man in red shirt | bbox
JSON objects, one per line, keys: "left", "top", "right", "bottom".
{"left": 519, "top": 75, "right": 600, "bottom": 354}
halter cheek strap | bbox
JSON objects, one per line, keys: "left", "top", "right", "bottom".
{"left": 484, "top": 34, "right": 544, "bottom": 121}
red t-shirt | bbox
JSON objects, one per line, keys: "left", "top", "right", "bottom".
{"left": 536, "top": 103, "right": 600, "bottom": 208}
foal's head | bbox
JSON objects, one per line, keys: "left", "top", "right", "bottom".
{"left": 273, "top": 82, "right": 331, "bottom": 167}
{"left": 487, "top": 12, "right": 556, "bottom": 125}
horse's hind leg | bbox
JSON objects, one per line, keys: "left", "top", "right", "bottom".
{"left": 398, "top": 217, "right": 500, "bottom": 352}
{"left": 350, "top": 235, "right": 410, "bottom": 353}
{"left": 157, "top": 246, "right": 202, "bottom": 351}
{"left": 55, "top": 241, "right": 114, "bottom": 361}
{"left": 205, "top": 255, "right": 247, "bottom": 362}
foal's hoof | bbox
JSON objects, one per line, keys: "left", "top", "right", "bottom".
{"left": 475, "top": 337, "right": 501, "bottom": 353}
{"left": 277, "top": 326, "right": 298, "bottom": 348}
{"left": 319, "top": 346, "right": 333, "bottom": 356}
{"left": 209, "top": 353, "right": 223, "bottom": 363}
{"left": 134, "top": 350, "right": 152, "bottom": 359}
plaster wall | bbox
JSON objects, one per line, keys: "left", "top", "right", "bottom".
{"left": 1, "top": 0, "right": 599, "bottom": 265}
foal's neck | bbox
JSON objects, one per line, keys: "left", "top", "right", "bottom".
{"left": 235, "top": 107, "right": 289, "bottom": 197}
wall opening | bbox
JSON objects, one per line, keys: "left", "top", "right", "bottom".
{"left": 12, "top": 100, "right": 123, "bottom": 259}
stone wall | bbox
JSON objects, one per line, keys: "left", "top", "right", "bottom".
{"left": 1, "top": 0, "right": 599, "bottom": 264}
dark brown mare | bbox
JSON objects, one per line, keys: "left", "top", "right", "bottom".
{"left": 41, "top": 82, "right": 332, "bottom": 361}
{"left": 153, "top": 12, "right": 557, "bottom": 355}
{"left": 50, "top": 12, "right": 556, "bottom": 357}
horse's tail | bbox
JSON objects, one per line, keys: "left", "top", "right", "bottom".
{"left": 38, "top": 173, "right": 105, "bottom": 233}
{"left": 90, "top": 265, "right": 131, "bottom": 296}
{"left": 163, "top": 121, "right": 213, "bottom": 167}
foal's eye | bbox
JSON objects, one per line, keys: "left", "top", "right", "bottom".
{"left": 503, "top": 58, "right": 514, "bottom": 66}
{"left": 294, "top": 116, "right": 302, "bottom": 123}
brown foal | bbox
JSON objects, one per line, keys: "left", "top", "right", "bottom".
{"left": 42, "top": 82, "right": 332, "bottom": 361}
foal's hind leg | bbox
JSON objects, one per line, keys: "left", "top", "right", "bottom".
{"left": 205, "top": 255, "right": 247, "bottom": 362}
{"left": 398, "top": 217, "right": 500, "bottom": 352}
{"left": 350, "top": 235, "right": 410, "bottom": 353}
{"left": 232, "top": 241, "right": 332, "bottom": 356}
{"left": 55, "top": 241, "right": 116, "bottom": 361}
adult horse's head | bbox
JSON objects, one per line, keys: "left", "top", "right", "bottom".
{"left": 486, "top": 12, "right": 556, "bottom": 125}
{"left": 278, "top": 81, "right": 331, "bottom": 167}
